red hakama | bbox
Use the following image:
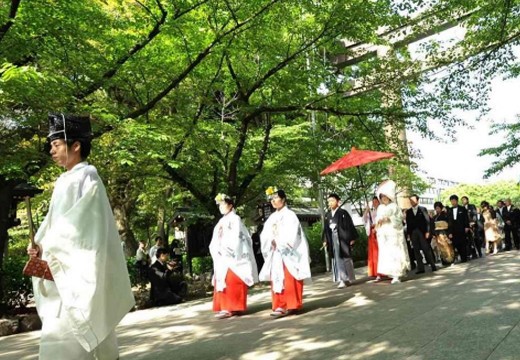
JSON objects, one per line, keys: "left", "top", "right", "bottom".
{"left": 271, "top": 264, "right": 304, "bottom": 311}
{"left": 367, "top": 229, "right": 379, "bottom": 277}
{"left": 213, "top": 269, "right": 248, "bottom": 312}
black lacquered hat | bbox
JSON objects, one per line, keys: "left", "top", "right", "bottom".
{"left": 47, "top": 113, "right": 92, "bottom": 141}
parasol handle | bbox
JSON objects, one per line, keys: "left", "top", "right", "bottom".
{"left": 24, "top": 197, "right": 36, "bottom": 248}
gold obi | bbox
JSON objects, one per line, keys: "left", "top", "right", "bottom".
{"left": 434, "top": 221, "right": 448, "bottom": 231}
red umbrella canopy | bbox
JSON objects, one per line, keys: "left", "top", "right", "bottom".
{"left": 320, "top": 147, "right": 395, "bottom": 176}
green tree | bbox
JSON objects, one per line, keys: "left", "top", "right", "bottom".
{"left": 440, "top": 180, "right": 520, "bottom": 207}
{"left": 4, "top": 0, "right": 516, "bottom": 310}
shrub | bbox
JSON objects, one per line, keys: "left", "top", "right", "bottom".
{"left": 304, "top": 222, "right": 369, "bottom": 268}
{"left": 352, "top": 226, "right": 368, "bottom": 265}
{"left": 1, "top": 254, "right": 33, "bottom": 310}
{"left": 190, "top": 256, "right": 213, "bottom": 275}
{"left": 304, "top": 222, "right": 326, "bottom": 267}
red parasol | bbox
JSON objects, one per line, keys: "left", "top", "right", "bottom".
{"left": 320, "top": 147, "right": 395, "bottom": 221}
{"left": 320, "top": 147, "right": 395, "bottom": 176}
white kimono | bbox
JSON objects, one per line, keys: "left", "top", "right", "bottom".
{"left": 375, "top": 202, "right": 410, "bottom": 278}
{"left": 33, "top": 162, "right": 135, "bottom": 360}
{"left": 259, "top": 206, "right": 311, "bottom": 293}
{"left": 209, "top": 210, "right": 259, "bottom": 291}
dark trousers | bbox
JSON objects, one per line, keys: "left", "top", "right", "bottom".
{"left": 452, "top": 233, "right": 468, "bottom": 262}
{"left": 406, "top": 238, "right": 416, "bottom": 270}
{"left": 473, "top": 231, "right": 484, "bottom": 257}
{"left": 468, "top": 231, "right": 481, "bottom": 258}
{"left": 504, "top": 225, "right": 513, "bottom": 250}
{"left": 510, "top": 226, "right": 520, "bottom": 250}
{"left": 411, "top": 229, "right": 436, "bottom": 271}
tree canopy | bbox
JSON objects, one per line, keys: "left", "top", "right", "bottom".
{"left": 1, "top": 0, "right": 519, "bottom": 253}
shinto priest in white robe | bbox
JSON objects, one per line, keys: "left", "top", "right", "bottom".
{"left": 209, "top": 210, "right": 259, "bottom": 292}
{"left": 259, "top": 206, "right": 312, "bottom": 293}
{"left": 33, "top": 162, "right": 135, "bottom": 359}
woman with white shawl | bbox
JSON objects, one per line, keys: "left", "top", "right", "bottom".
{"left": 209, "top": 194, "right": 259, "bottom": 319}
{"left": 259, "top": 187, "right": 311, "bottom": 318}
{"left": 375, "top": 180, "right": 410, "bottom": 284}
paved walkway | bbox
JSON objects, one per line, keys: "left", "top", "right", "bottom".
{"left": 2, "top": 252, "right": 520, "bottom": 360}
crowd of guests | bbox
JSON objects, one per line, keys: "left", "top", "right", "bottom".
{"left": 137, "top": 181, "right": 520, "bottom": 321}
{"left": 360, "top": 181, "right": 520, "bottom": 285}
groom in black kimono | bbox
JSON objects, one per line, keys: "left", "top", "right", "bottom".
{"left": 322, "top": 193, "right": 359, "bottom": 288}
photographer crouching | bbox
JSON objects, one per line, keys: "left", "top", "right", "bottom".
{"left": 148, "top": 248, "right": 187, "bottom": 306}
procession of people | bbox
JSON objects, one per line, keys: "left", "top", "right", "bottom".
{"left": 23, "top": 113, "right": 520, "bottom": 359}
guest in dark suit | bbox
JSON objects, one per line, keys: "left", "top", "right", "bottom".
{"left": 406, "top": 195, "right": 437, "bottom": 274}
{"left": 462, "top": 196, "right": 480, "bottom": 258}
{"left": 447, "top": 195, "right": 471, "bottom": 263}
{"left": 149, "top": 248, "right": 183, "bottom": 306}
{"left": 322, "top": 193, "right": 359, "bottom": 288}
{"left": 504, "top": 198, "right": 520, "bottom": 250}
{"left": 474, "top": 207, "right": 486, "bottom": 255}
{"left": 496, "top": 200, "right": 511, "bottom": 250}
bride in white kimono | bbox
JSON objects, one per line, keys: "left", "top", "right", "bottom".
{"left": 210, "top": 194, "right": 258, "bottom": 319}
{"left": 375, "top": 180, "right": 410, "bottom": 284}
{"left": 28, "top": 114, "right": 134, "bottom": 360}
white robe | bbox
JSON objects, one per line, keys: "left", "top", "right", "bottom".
{"left": 375, "top": 202, "right": 410, "bottom": 278}
{"left": 33, "top": 162, "right": 135, "bottom": 359}
{"left": 363, "top": 208, "right": 377, "bottom": 236}
{"left": 209, "top": 210, "right": 259, "bottom": 291}
{"left": 259, "top": 206, "right": 311, "bottom": 293}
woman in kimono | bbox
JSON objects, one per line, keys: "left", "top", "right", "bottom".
{"left": 363, "top": 196, "right": 381, "bottom": 278}
{"left": 259, "top": 187, "right": 311, "bottom": 318}
{"left": 210, "top": 194, "right": 259, "bottom": 319}
{"left": 375, "top": 180, "right": 410, "bottom": 284}
{"left": 481, "top": 201, "right": 502, "bottom": 255}
{"left": 431, "top": 201, "right": 455, "bottom": 265}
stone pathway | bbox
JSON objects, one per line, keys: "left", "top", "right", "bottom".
{"left": 1, "top": 252, "right": 520, "bottom": 359}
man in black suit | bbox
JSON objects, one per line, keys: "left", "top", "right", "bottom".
{"left": 447, "top": 195, "right": 470, "bottom": 263}
{"left": 496, "top": 200, "right": 510, "bottom": 250}
{"left": 461, "top": 196, "right": 480, "bottom": 258}
{"left": 406, "top": 195, "right": 437, "bottom": 274}
{"left": 474, "top": 207, "right": 486, "bottom": 255}
{"left": 148, "top": 248, "right": 183, "bottom": 306}
{"left": 322, "top": 193, "right": 359, "bottom": 288}
{"left": 504, "top": 198, "right": 520, "bottom": 250}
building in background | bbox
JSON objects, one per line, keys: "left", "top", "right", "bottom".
{"left": 419, "top": 177, "right": 459, "bottom": 210}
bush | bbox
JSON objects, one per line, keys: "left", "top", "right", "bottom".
{"left": 190, "top": 256, "right": 213, "bottom": 275}
{"left": 304, "top": 222, "right": 369, "bottom": 268}
{"left": 304, "top": 222, "right": 326, "bottom": 267}
{"left": 352, "top": 226, "right": 368, "bottom": 265}
{"left": 126, "top": 256, "right": 140, "bottom": 288}
{"left": 1, "top": 254, "right": 33, "bottom": 310}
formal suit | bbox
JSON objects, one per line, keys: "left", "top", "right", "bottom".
{"left": 406, "top": 205, "right": 436, "bottom": 272}
{"left": 474, "top": 212, "right": 485, "bottom": 254}
{"left": 464, "top": 204, "right": 480, "bottom": 257}
{"left": 149, "top": 260, "right": 182, "bottom": 306}
{"left": 447, "top": 205, "right": 470, "bottom": 262}
{"left": 505, "top": 205, "right": 520, "bottom": 250}
{"left": 323, "top": 208, "right": 359, "bottom": 282}
{"left": 498, "top": 206, "right": 512, "bottom": 250}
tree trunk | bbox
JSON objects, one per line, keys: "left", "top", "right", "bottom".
{"left": 113, "top": 204, "right": 137, "bottom": 257}
{"left": 156, "top": 187, "right": 173, "bottom": 246}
